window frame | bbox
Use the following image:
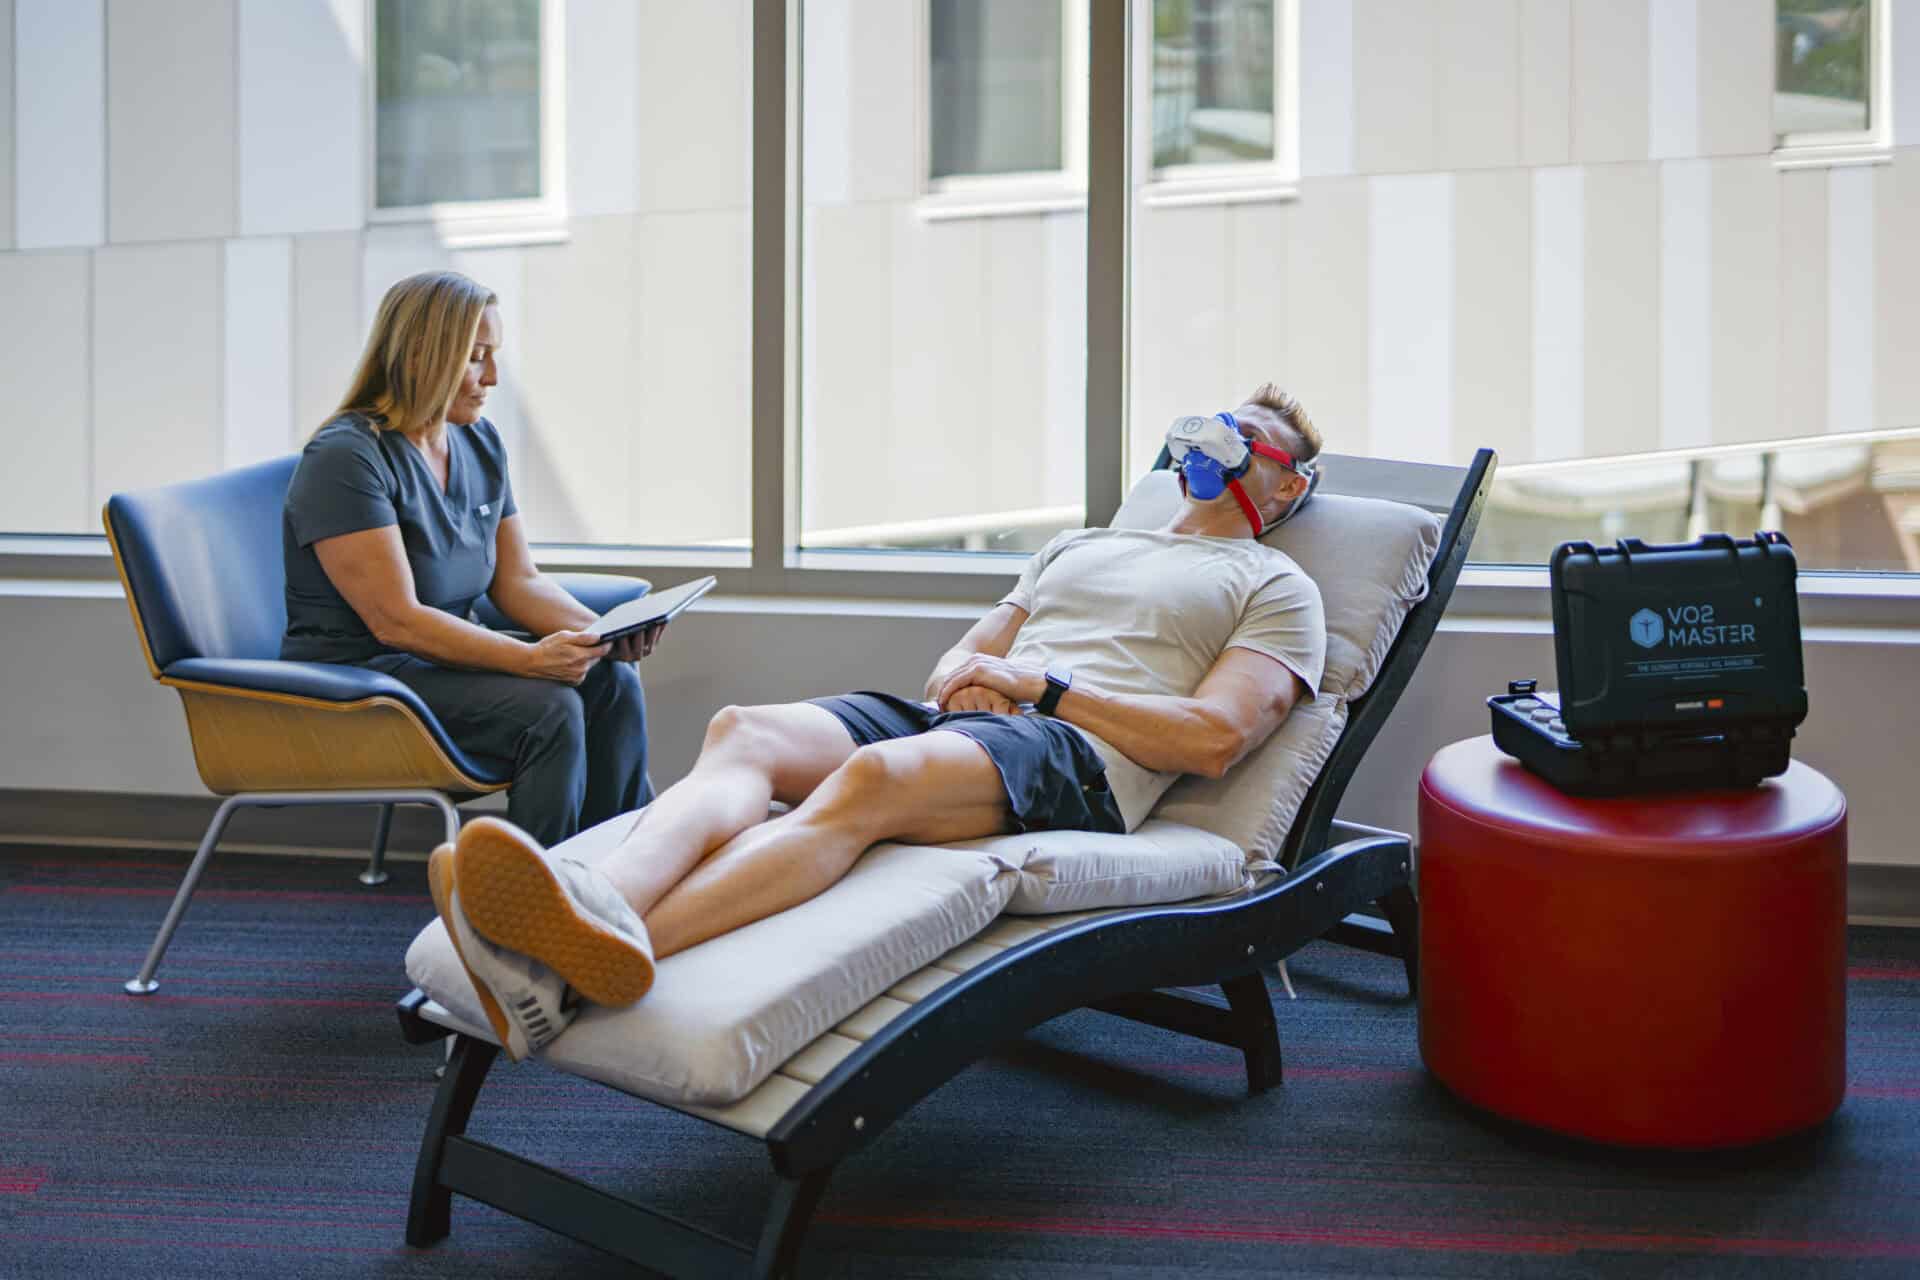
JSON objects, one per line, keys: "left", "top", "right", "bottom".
{"left": 6, "top": 0, "right": 1914, "bottom": 617}
{"left": 363, "top": 0, "right": 570, "bottom": 247}
{"left": 914, "top": 0, "right": 1091, "bottom": 222}
{"left": 1134, "top": 0, "right": 1298, "bottom": 208}
{"left": 1772, "top": 0, "right": 1895, "bottom": 170}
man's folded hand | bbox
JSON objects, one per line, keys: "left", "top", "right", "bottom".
{"left": 942, "top": 684, "right": 1022, "bottom": 716}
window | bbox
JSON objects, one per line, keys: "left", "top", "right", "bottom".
{"left": 1151, "top": 0, "right": 1273, "bottom": 167}
{"left": 1140, "top": 0, "right": 1295, "bottom": 203}
{"left": 929, "top": 0, "right": 1065, "bottom": 179}
{"left": 371, "top": 0, "right": 565, "bottom": 241}
{"left": 921, "top": 0, "right": 1088, "bottom": 216}
{"left": 1772, "top": 0, "right": 1892, "bottom": 166}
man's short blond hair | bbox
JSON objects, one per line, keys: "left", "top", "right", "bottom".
{"left": 1244, "top": 383, "right": 1321, "bottom": 463}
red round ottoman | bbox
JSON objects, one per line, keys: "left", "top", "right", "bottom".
{"left": 1417, "top": 736, "right": 1847, "bottom": 1149}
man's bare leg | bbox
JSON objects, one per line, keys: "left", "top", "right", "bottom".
{"left": 594, "top": 703, "right": 858, "bottom": 917}
{"left": 640, "top": 731, "right": 1011, "bottom": 958}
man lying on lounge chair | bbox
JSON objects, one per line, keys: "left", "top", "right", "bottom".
{"left": 432, "top": 383, "right": 1329, "bottom": 1061}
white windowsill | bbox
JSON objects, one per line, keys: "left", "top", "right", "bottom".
{"left": 367, "top": 204, "right": 571, "bottom": 250}
{"left": 1138, "top": 175, "right": 1300, "bottom": 209}
{"left": 915, "top": 188, "right": 1087, "bottom": 222}
{"left": 1772, "top": 140, "right": 1894, "bottom": 171}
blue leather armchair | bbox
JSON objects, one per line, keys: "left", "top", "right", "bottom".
{"left": 104, "top": 454, "right": 649, "bottom": 994}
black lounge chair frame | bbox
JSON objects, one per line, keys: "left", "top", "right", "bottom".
{"left": 395, "top": 448, "right": 1497, "bottom": 1278}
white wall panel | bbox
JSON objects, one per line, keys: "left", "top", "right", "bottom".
{"left": 222, "top": 236, "right": 292, "bottom": 468}
{"left": 107, "top": 0, "right": 237, "bottom": 243}
{"left": 887, "top": 216, "right": 990, "bottom": 524}
{"left": 291, "top": 232, "right": 362, "bottom": 443}
{"left": 1777, "top": 169, "right": 1827, "bottom": 440}
{"left": 1531, "top": 167, "right": 1584, "bottom": 462}
{"left": 517, "top": 216, "right": 636, "bottom": 542}
{"left": 1520, "top": 0, "right": 1573, "bottom": 166}
{"left": 1647, "top": 0, "right": 1698, "bottom": 159}
{"left": 1898, "top": 0, "right": 1920, "bottom": 148}
{"left": 1874, "top": 151, "right": 1920, "bottom": 426}
{"left": 1827, "top": 165, "right": 1874, "bottom": 436}
{"left": 566, "top": 0, "right": 641, "bottom": 217}
{"left": 1227, "top": 199, "right": 1293, "bottom": 443}
{"left": 1695, "top": 0, "right": 1773, "bottom": 158}
{"left": 1570, "top": 0, "right": 1648, "bottom": 163}
{"left": 637, "top": 0, "right": 751, "bottom": 212}
{"left": 0, "top": 0, "right": 14, "bottom": 249}
{"left": 800, "top": 203, "right": 892, "bottom": 535}
{"left": 1709, "top": 158, "right": 1780, "bottom": 444}
{"left": 1286, "top": 177, "right": 1370, "bottom": 455}
{"left": 0, "top": 252, "right": 90, "bottom": 530}
{"left": 1298, "top": 0, "right": 1354, "bottom": 178}
{"left": 1351, "top": 0, "right": 1436, "bottom": 174}
{"left": 91, "top": 242, "right": 222, "bottom": 503}
{"left": 982, "top": 215, "right": 1055, "bottom": 513}
{"left": 842, "top": 0, "right": 918, "bottom": 203}
{"left": 1582, "top": 164, "right": 1659, "bottom": 457}
{"left": 360, "top": 226, "right": 453, "bottom": 330}
{"left": 1434, "top": 0, "right": 1521, "bottom": 171}
{"left": 801, "top": 0, "right": 853, "bottom": 205}
{"left": 1453, "top": 168, "right": 1533, "bottom": 467}
{"left": 633, "top": 209, "right": 751, "bottom": 543}
{"left": 14, "top": 0, "right": 105, "bottom": 249}
{"left": 1367, "top": 174, "right": 1454, "bottom": 463}
{"left": 1131, "top": 204, "right": 1233, "bottom": 474}
{"left": 237, "top": 0, "right": 362, "bottom": 235}
{"left": 1043, "top": 212, "right": 1086, "bottom": 500}
{"left": 1659, "top": 160, "right": 1712, "bottom": 451}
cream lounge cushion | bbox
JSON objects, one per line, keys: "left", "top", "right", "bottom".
{"left": 405, "top": 814, "right": 1246, "bottom": 1106}
{"left": 1111, "top": 472, "right": 1442, "bottom": 856}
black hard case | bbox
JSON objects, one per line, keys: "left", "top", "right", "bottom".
{"left": 1549, "top": 533, "right": 1807, "bottom": 739}
{"left": 1488, "top": 533, "right": 1808, "bottom": 795}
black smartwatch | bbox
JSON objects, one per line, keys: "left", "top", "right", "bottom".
{"left": 1035, "top": 669, "right": 1072, "bottom": 716}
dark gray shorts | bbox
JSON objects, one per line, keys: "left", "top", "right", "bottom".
{"left": 809, "top": 691, "right": 1125, "bottom": 836}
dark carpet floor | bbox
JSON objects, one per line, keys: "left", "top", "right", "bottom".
{"left": 1, "top": 842, "right": 1916, "bottom": 1278}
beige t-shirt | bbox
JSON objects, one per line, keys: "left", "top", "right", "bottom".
{"left": 999, "top": 527, "right": 1326, "bottom": 831}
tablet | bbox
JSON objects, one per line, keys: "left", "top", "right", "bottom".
{"left": 584, "top": 575, "right": 717, "bottom": 642}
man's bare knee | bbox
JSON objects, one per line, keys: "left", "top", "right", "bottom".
{"left": 700, "top": 705, "right": 780, "bottom": 769}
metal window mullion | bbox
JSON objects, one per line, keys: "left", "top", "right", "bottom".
{"left": 751, "top": 0, "right": 794, "bottom": 588}
{"left": 1084, "top": 0, "right": 1129, "bottom": 529}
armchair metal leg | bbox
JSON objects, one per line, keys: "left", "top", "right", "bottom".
{"left": 359, "top": 804, "right": 395, "bottom": 887}
{"left": 124, "top": 789, "right": 462, "bottom": 994}
{"left": 125, "top": 795, "right": 243, "bottom": 995}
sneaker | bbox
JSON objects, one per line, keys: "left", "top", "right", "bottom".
{"left": 426, "top": 845, "right": 578, "bottom": 1062}
{"left": 453, "top": 816, "right": 656, "bottom": 1008}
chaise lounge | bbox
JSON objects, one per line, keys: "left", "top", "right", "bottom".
{"left": 395, "top": 446, "right": 1496, "bottom": 1278}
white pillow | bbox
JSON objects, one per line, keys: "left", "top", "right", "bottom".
{"left": 1111, "top": 471, "right": 1442, "bottom": 855}
{"left": 945, "top": 818, "right": 1251, "bottom": 915}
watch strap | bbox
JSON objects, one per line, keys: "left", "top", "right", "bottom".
{"left": 1036, "top": 669, "right": 1072, "bottom": 716}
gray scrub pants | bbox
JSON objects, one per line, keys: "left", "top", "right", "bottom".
{"left": 362, "top": 653, "right": 652, "bottom": 846}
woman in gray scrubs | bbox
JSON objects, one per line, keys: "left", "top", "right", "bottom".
{"left": 280, "top": 270, "right": 654, "bottom": 844}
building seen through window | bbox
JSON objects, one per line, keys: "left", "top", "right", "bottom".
{"left": 375, "top": 0, "right": 543, "bottom": 208}
{"left": 1151, "top": 0, "right": 1275, "bottom": 169}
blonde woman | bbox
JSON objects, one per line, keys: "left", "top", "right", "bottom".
{"left": 280, "top": 270, "right": 658, "bottom": 843}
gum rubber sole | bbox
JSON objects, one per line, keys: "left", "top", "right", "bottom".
{"left": 454, "top": 819, "right": 655, "bottom": 1007}
{"left": 426, "top": 845, "right": 526, "bottom": 1061}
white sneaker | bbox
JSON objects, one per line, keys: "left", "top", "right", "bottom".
{"left": 427, "top": 846, "right": 578, "bottom": 1062}
{"left": 453, "top": 817, "right": 656, "bottom": 1009}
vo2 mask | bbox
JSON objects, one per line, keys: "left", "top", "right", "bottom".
{"left": 1164, "top": 411, "right": 1318, "bottom": 537}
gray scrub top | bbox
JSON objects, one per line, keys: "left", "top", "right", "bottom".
{"left": 281, "top": 412, "right": 518, "bottom": 663}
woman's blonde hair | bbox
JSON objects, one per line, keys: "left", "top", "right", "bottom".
{"left": 331, "top": 271, "right": 497, "bottom": 436}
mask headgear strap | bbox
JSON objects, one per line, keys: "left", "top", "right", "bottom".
{"left": 1215, "top": 412, "right": 1308, "bottom": 538}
